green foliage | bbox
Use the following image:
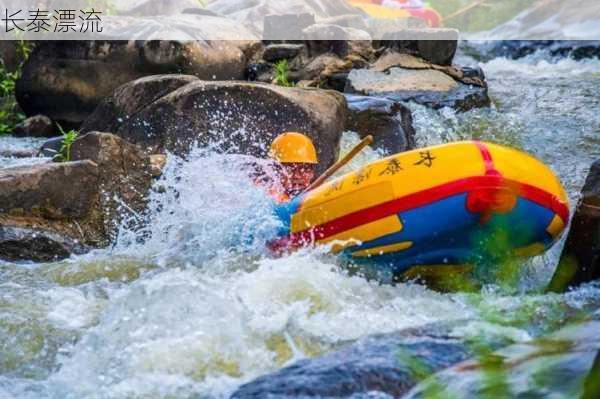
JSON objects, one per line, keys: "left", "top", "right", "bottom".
{"left": 54, "top": 125, "right": 79, "bottom": 162}
{"left": 274, "top": 59, "right": 294, "bottom": 87}
{"left": 0, "top": 65, "right": 25, "bottom": 136}
{"left": 0, "top": 39, "right": 33, "bottom": 136}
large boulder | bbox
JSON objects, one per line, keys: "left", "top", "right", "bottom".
{"left": 405, "top": 320, "right": 600, "bottom": 399}
{"left": 231, "top": 322, "right": 504, "bottom": 398}
{"left": 380, "top": 28, "right": 460, "bottom": 66}
{"left": 0, "top": 161, "right": 100, "bottom": 220}
{"left": 81, "top": 76, "right": 348, "bottom": 174}
{"left": 0, "top": 41, "right": 20, "bottom": 72}
{"left": 344, "top": 52, "right": 490, "bottom": 111}
{"left": 345, "top": 94, "right": 416, "bottom": 154}
{"left": 0, "top": 132, "right": 154, "bottom": 261}
{"left": 12, "top": 115, "right": 55, "bottom": 138}
{"left": 0, "top": 225, "right": 87, "bottom": 263}
{"left": 15, "top": 18, "right": 260, "bottom": 127}
{"left": 549, "top": 160, "right": 600, "bottom": 292}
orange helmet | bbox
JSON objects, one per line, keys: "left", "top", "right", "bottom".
{"left": 269, "top": 132, "right": 318, "bottom": 164}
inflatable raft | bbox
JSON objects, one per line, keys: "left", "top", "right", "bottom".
{"left": 348, "top": 0, "right": 442, "bottom": 27}
{"left": 269, "top": 141, "right": 569, "bottom": 275}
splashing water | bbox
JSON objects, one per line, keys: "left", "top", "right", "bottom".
{"left": 1, "top": 52, "right": 600, "bottom": 398}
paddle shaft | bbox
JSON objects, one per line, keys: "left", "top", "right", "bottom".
{"left": 303, "top": 135, "right": 374, "bottom": 193}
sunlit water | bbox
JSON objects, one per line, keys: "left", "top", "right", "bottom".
{"left": 1, "top": 52, "right": 600, "bottom": 398}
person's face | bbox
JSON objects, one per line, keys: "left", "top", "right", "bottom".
{"left": 280, "top": 163, "right": 315, "bottom": 195}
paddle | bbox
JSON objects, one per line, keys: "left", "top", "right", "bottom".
{"left": 303, "top": 135, "right": 374, "bottom": 193}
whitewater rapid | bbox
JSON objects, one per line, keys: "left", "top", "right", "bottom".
{"left": 1, "top": 52, "right": 600, "bottom": 398}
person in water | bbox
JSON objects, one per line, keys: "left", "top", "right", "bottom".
{"left": 262, "top": 132, "right": 318, "bottom": 203}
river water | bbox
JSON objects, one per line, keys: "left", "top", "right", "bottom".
{"left": 1, "top": 50, "right": 600, "bottom": 398}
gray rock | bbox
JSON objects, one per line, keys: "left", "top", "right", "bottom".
{"left": 466, "top": 40, "right": 600, "bottom": 62}
{"left": 345, "top": 68, "right": 490, "bottom": 111}
{"left": 0, "top": 225, "right": 87, "bottom": 263}
{"left": 0, "top": 161, "right": 99, "bottom": 220}
{"left": 345, "top": 94, "right": 415, "bottom": 154}
{"left": 0, "top": 149, "right": 37, "bottom": 158}
{"left": 2, "top": 132, "right": 155, "bottom": 260}
{"left": 263, "top": 44, "right": 305, "bottom": 62}
{"left": 16, "top": 25, "right": 260, "bottom": 127}
{"left": 303, "top": 24, "right": 372, "bottom": 58}
{"left": 70, "top": 132, "right": 154, "bottom": 236}
{"left": 405, "top": 320, "right": 600, "bottom": 399}
{"left": 549, "top": 159, "right": 600, "bottom": 292}
{"left": 231, "top": 322, "right": 504, "bottom": 399}
{"left": 81, "top": 76, "right": 348, "bottom": 175}
{"left": 380, "top": 29, "right": 459, "bottom": 66}
{"left": 0, "top": 41, "right": 19, "bottom": 72}
{"left": 13, "top": 115, "right": 55, "bottom": 138}
{"left": 38, "top": 136, "right": 63, "bottom": 158}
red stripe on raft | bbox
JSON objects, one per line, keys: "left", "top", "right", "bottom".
{"left": 269, "top": 176, "right": 570, "bottom": 252}
{"left": 473, "top": 140, "right": 501, "bottom": 177}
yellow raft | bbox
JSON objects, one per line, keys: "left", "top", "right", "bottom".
{"left": 270, "top": 141, "right": 569, "bottom": 274}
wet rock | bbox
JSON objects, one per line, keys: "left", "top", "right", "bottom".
{"left": 263, "top": 44, "right": 305, "bottom": 63}
{"left": 303, "top": 24, "right": 372, "bottom": 58}
{"left": 346, "top": 95, "right": 415, "bottom": 154}
{"left": 465, "top": 40, "right": 600, "bottom": 62}
{"left": 81, "top": 76, "right": 347, "bottom": 174}
{"left": 0, "top": 149, "right": 37, "bottom": 158}
{"left": 0, "top": 225, "right": 86, "bottom": 263}
{"left": 345, "top": 67, "right": 490, "bottom": 111}
{"left": 549, "top": 160, "right": 600, "bottom": 292}
{"left": 302, "top": 54, "right": 352, "bottom": 81}
{"left": 12, "top": 115, "right": 54, "bottom": 138}
{"left": 0, "top": 41, "right": 19, "bottom": 72}
{"left": 405, "top": 320, "right": 600, "bottom": 399}
{"left": 0, "top": 161, "right": 99, "bottom": 220}
{"left": 149, "top": 154, "right": 167, "bottom": 177}
{"left": 70, "top": 132, "right": 153, "bottom": 226}
{"left": 380, "top": 29, "right": 459, "bottom": 66}
{"left": 232, "top": 322, "right": 503, "bottom": 399}
{"left": 38, "top": 136, "right": 63, "bottom": 158}
{"left": 16, "top": 31, "right": 260, "bottom": 127}
{"left": 0, "top": 132, "right": 154, "bottom": 260}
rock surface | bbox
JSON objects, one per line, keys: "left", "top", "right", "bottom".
{"left": 12, "top": 115, "right": 55, "bottom": 138}
{"left": 405, "top": 320, "right": 600, "bottom": 399}
{"left": 381, "top": 29, "right": 459, "bottom": 66}
{"left": 231, "top": 322, "right": 503, "bottom": 399}
{"left": 345, "top": 66, "right": 490, "bottom": 111}
{"left": 81, "top": 75, "right": 348, "bottom": 174}
{"left": 466, "top": 40, "right": 600, "bottom": 61}
{"left": 16, "top": 29, "right": 260, "bottom": 127}
{"left": 549, "top": 160, "right": 600, "bottom": 291}
{"left": 346, "top": 94, "right": 415, "bottom": 154}
{"left": 0, "top": 132, "right": 154, "bottom": 261}
{"left": 262, "top": 44, "right": 305, "bottom": 62}
{"left": 0, "top": 161, "right": 100, "bottom": 220}
{"left": 0, "top": 225, "right": 87, "bottom": 263}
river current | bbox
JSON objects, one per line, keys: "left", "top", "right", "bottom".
{"left": 1, "top": 50, "right": 600, "bottom": 398}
